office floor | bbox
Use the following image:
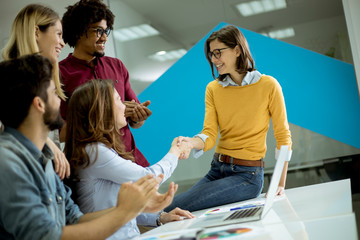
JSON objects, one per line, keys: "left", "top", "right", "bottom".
{"left": 170, "top": 157, "right": 360, "bottom": 239}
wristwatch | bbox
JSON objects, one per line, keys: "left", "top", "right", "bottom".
{"left": 156, "top": 211, "right": 166, "bottom": 226}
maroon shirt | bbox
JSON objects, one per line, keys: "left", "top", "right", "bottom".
{"left": 59, "top": 54, "right": 149, "bottom": 167}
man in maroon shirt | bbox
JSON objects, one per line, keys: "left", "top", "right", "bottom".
{"left": 59, "top": 0, "right": 151, "bottom": 167}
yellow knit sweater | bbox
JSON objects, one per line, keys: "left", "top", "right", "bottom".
{"left": 202, "top": 75, "right": 292, "bottom": 160}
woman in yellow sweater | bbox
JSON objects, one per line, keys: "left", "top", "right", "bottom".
{"left": 165, "top": 25, "right": 292, "bottom": 212}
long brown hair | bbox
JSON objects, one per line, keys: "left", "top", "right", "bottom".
{"left": 205, "top": 25, "right": 256, "bottom": 81}
{"left": 65, "top": 79, "right": 134, "bottom": 172}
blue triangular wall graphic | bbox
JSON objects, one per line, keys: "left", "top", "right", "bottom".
{"left": 133, "top": 22, "right": 360, "bottom": 165}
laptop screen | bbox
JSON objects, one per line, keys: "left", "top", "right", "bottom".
{"left": 261, "top": 145, "right": 288, "bottom": 218}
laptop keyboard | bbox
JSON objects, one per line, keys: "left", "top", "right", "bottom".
{"left": 224, "top": 207, "right": 262, "bottom": 220}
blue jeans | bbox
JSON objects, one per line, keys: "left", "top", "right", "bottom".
{"left": 165, "top": 155, "right": 264, "bottom": 212}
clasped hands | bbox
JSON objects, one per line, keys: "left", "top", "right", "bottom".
{"left": 169, "top": 137, "right": 194, "bottom": 160}
{"left": 123, "top": 100, "right": 152, "bottom": 124}
{"left": 170, "top": 136, "right": 197, "bottom": 160}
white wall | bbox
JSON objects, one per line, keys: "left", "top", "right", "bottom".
{"left": 343, "top": 0, "right": 360, "bottom": 97}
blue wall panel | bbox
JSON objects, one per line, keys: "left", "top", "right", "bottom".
{"left": 132, "top": 22, "right": 360, "bottom": 165}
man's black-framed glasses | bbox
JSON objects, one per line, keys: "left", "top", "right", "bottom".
{"left": 91, "top": 27, "right": 111, "bottom": 38}
{"left": 208, "top": 47, "right": 230, "bottom": 59}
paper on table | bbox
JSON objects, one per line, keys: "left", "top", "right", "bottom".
{"left": 139, "top": 228, "right": 202, "bottom": 240}
{"left": 197, "top": 224, "right": 265, "bottom": 240}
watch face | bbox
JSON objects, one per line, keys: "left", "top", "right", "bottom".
{"left": 157, "top": 212, "right": 165, "bottom": 226}
{"left": 156, "top": 218, "right": 162, "bottom": 226}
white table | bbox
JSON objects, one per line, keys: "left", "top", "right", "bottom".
{"left": 141, "top": 179, "right": 358, "bottom": 239}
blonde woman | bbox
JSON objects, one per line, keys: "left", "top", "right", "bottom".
{"left": 2, "top": 4, "right": 70, "bottom": 179}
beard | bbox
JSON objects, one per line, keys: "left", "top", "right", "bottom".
{"left": 94, "top": 51, "right": 105, "bottom": 58}
{"left": 43, "top": 103, "right": 64, "bottom": 131}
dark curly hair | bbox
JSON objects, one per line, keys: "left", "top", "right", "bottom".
{"left": 62, "top": 0, "right": 114, "bottom": 47}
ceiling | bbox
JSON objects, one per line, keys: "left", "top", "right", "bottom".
{"left": 0, "top": 0, "right": 350, "bottom": 93}
{"left": 118, "top": 0, "right": 345, "bottom": 49}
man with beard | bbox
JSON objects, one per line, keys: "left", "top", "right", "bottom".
{"left": 59, "top": 0, "right": 151, "bottom": 168}
{"left": 0, "top": 54, "right": 177, "bottom": 239}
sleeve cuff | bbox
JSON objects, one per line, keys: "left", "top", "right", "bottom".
{"left": 136, "top": 213, "right": 158, "bottom": 227}
{"left": 275, "top": 146, "right": 292, "bottom": 161}
{"left": 192, "top": 134, "right": 208, "bottom": 159}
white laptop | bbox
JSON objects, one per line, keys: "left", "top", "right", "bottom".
{"left": 188, "top": 145, "right": 288, "bottom": 229}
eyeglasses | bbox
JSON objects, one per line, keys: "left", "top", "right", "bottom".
{"left": 208, "top": 47, "right": 230, "bottom": 59}
{"left": 90, "top": 27, "right": 111, "bottom": 38}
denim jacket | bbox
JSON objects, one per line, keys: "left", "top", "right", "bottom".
{"left": 0, "top": 127, "right": 83, "bottom": 240}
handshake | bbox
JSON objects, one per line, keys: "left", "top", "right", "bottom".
{"left": 169, "top": 136, "right": 196, "bottom": 160}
